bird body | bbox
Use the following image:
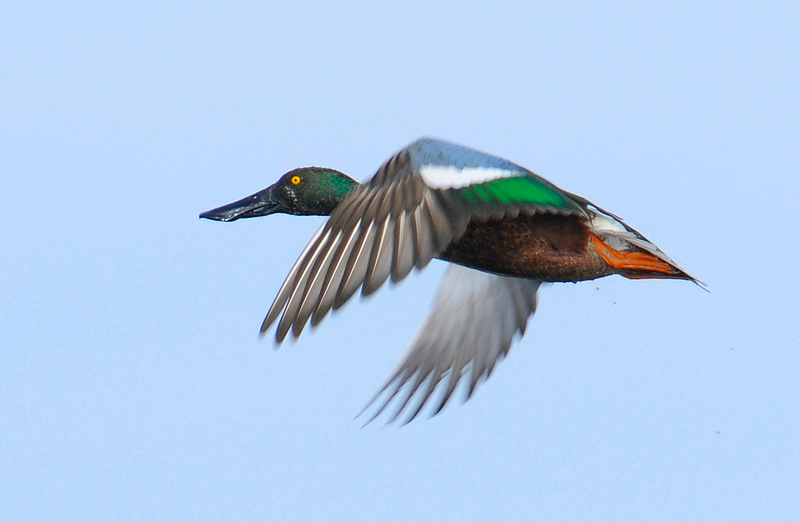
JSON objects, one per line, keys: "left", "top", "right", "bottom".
{"left": 201, "top": 138, "right": 699, "bottom": 423}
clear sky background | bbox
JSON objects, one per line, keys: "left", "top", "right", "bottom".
{"left": 2, "top": 2, "right": 798, "bottom": 521}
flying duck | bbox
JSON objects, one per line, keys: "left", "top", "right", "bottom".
{"left": 201, "top": 138, "right": 700, "bottom": 423}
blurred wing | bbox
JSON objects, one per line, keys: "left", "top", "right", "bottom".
{"left": 260, "top": 146, "right": 471, "bottom": 341}
{"left": 261, "top": 138, "right": 579, "bottom": 342}
{"left": 361, "top": 264, "right": 542, "bottom": 425}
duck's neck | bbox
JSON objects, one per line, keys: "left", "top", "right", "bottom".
{"left": 309, "top": 169, "right": 359, "bottom": 215}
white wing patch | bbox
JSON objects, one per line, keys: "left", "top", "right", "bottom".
{"left": 419, "top": 164, "right": 516, "bottom": 189}
{"left": 361, "top": 264, "right": 542, "bottom": 424}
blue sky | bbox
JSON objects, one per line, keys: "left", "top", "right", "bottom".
{"left": 2, "top": 2, "right": 798, "bottom": 520}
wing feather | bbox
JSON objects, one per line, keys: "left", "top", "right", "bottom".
{"left": 410, "top": 204, "right": 435, "bottom": 269}
{"left": 363, "top": 217, "right": 394, "bottom": 296}
{"left": 334, "top": 220, "right": 378, "bottom": 308}
{"left": 272, "top": 228, "right": 332, "bottom": 341}
{"left": 262, "top": 151, "right": 470, "bottom": 339}
{"left": 311, "top": 220, "right": 363, "bottom": 326}
{"left": 292, "top": 229, "right": 344, "bottom": 336}
{"left": 261, "top": 225, "right": 328, "bottom": 334}
{"left": 360, "top": 264, "right": 542, "bottom": 424}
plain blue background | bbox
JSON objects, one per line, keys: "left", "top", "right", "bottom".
{"left": 2, "top": 2, "right": 798, "bottom": 520}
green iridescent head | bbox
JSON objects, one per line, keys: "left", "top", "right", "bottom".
{"left": 200, "top": 167, "right": 358, "bottom": 221}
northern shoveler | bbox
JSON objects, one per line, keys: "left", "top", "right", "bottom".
{"left": 201, "top": 138, "right": 701, "bottom": 423}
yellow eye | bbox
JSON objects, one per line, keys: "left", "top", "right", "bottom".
{"left": 291, "top": 175, "right": 302, "bottom": 185}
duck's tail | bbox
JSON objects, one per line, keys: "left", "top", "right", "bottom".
{"left": 582, "top": 202, "right": 706, "bottom": 289}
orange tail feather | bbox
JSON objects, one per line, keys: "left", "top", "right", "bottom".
{"left": 591, "top": 234, "right": 687, "bottom": 280}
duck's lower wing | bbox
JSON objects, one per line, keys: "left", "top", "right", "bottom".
{"left": 360, "top": 264, "right": 541, "bottom": 425}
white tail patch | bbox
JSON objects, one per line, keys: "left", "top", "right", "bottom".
{"left": 588, "top": 205, "right": 684, "bottom": 268}
{"left": 419, "top": 164, "right": 516, "bottom": 189}
{"left": 589, "top": 208, "right": 628, "bottom": 235}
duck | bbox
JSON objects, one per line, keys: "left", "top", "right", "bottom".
{"left": 201, "top": 138, "right": 701, "bottom": 424}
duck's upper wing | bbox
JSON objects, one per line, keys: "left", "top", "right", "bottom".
{"left": 361, "top": 264, "right": 541, "bottom": 424}
{"left": 261, "top": 138, "right": 584, "bottom": 341}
